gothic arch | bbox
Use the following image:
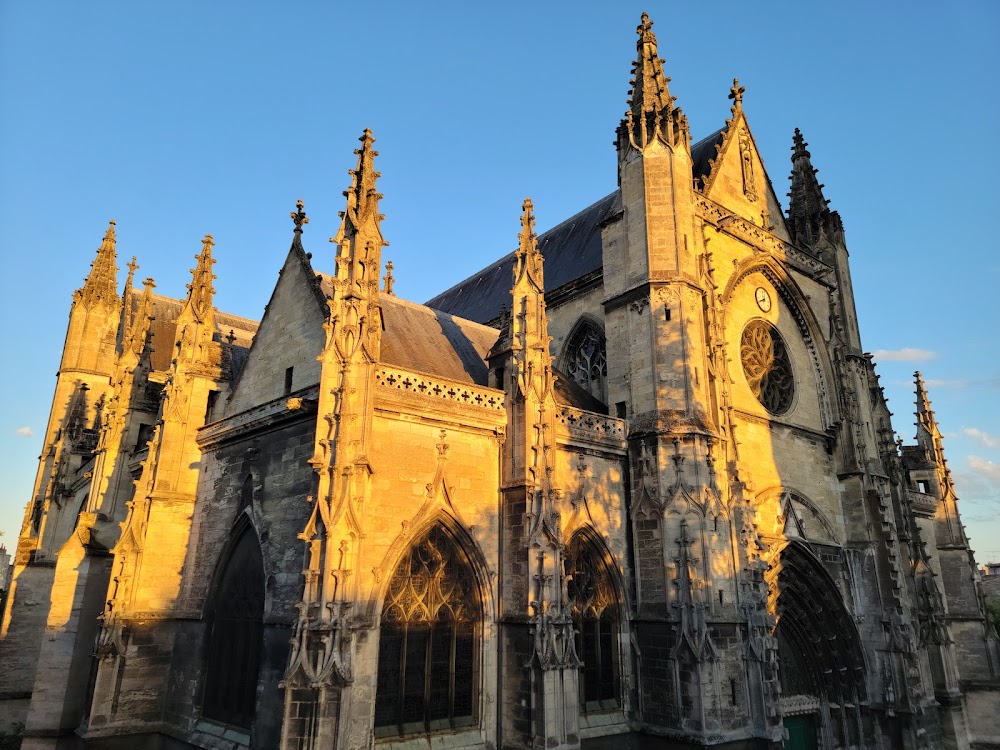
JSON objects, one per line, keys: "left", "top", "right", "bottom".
{"left": 566, "top": 528, "right": 626, "bottom": 711}
{"left": 721, "top": 257, "right": 840, "bottom": 430}
{"left": 755, "top": 486, "right": 841, "bottom": 546}
{"left": 767, "top": 539, "right": 868, "bottom": 707}
{"left": 369, "top": 511, "right": 494, "bottom": 624}
{"left": 559, "top": 316, "right": 608, "bottom": 405}
{"left": 373, "top": 519, "right": 486, "bottom": 737}
{"left": 201, "top": 517, "right": 266, "bottom": 729}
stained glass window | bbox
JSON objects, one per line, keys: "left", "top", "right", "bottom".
{"left": 740, "top": 320, "right": 794, "bottom": 415}
{"left": 565, "top": 321, "right": 608, "bottom": 404}
{"left": 566, "top": 534, "right": 620, "bottom": 710}
{"left": 375, "top": 524, "right": 480, "bottom": 736}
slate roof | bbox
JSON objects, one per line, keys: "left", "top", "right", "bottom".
{"left": 425, "top": 191, "right": 622, "bottom": 325}
{"left": 141, "top": 293, "right": 258, "bottom": 376}
{"left": 315, "top": 272, "right": 604, "bottom": 409}
{"left": 426, "top": 128, "right": 730, "bottom": 327}
{"left": 379, "top": 295, "right": 499, "bottom": 386}
{"left": 691, "top": 127, "right": 726, "bottom": 187}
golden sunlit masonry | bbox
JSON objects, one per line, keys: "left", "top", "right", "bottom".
{"left": 1, "top": 13, "right": 997, "bottom": 750}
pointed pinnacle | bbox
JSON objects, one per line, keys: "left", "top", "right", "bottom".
{"left": 519, "top": 198, "right": 537, "bottom": 252}
{"left": 81, "top": 219, "right": 120, "bottom": 306}
{"left": 791, "top": 127, "right": 810, "bottom": 159}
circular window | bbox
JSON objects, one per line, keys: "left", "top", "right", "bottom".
{"left": 741, "top": 320, "right": 794, "bottom": 415}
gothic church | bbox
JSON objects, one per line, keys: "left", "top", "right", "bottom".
{"left": 1, "top": 13, "right": 997, "bottom": 750}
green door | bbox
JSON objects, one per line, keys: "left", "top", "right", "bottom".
{"left": 783, "top": 714, "right": 818, "bottom": 750}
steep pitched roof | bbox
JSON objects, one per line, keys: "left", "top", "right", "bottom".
{"left": 315, "top": 273, "right": 498, "bottom": 386}
{"left": 691, "top": 127, "right": 726, "bottom": 188}
{"left": 142, "top": 293, "right": 257, "bottom": 374}
{"left": 425, "top": 191, "right": 621, "bottom": 325}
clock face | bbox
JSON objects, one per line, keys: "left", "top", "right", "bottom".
{"left": 755, "top": 287, "right": 772, "bottom": 312}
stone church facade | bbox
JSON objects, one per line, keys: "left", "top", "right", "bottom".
{"left": 1, "top": 14, "right": 997, "bottom": 750}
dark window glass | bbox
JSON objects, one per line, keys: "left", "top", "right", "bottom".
{"left": 202, "top": 528, "right": 265, "bottom": 728}
{"left": 375, "top": 525, "right": 480, "bottom": 736}
{"left": 566, "top": 534, "right": 620, "bottom": 711}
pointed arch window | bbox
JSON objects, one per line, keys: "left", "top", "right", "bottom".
{"left": 375, "top": 524, "right": 481, "bottom": 737}
{"left": 566, "top": 533, "right": 620, "bottom": 711}
{"left": 202, "top": 527, "right": 265, "bottom": 729}
{"left": 564, "top": 320, "right": 608, "bottom": 404}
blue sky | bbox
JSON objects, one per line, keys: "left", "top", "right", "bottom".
{"left": 1, "top": 2, "right": 997, "bottom": 560}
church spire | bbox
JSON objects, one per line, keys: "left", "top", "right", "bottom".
{"left": 617, "top": 12, "right": 688, "bottom": 152}
{"left": 787, "top": 128, "right": 843, "bottom": 248}
{"left": 79, "top": 220, "right": 120, "bottom": 308}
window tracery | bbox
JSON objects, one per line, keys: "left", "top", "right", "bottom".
{"left": 740, "top": 320, "right": 794, "bottom": 415}
{"left": 564, "top": 321, "right": 608, "bottom": 404}
{"left": 375, "top": 524, "right": 480, "bottom": 736}
{"left": 566, "top": 534, "right": 620, "bottom": 710}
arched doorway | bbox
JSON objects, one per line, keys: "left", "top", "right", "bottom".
{"left": 771, "top": 541, "right": 868, "bottom": 750}
{"left": 202, "top": 525, "right": 266, "bottom": 728}
{"left": 374, "top": 523, "right": 482, "bottom": 737}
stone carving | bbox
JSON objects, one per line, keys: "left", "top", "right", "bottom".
{"left": 376, "top": 366, "right": 504, "bottom": 411}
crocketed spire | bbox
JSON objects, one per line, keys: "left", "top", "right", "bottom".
{"left": 787, "top": 128, "right": 844, "bottom": 248}
{"left": 617, "top": 12, "right": 688, "bottom": 152}
{"left": 79, "top": 220, "right": 120, "bottom": 308}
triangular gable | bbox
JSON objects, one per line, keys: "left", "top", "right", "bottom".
{"left": 225, "top": 245, "right": 329, "bottom": 415}
{"left": 701, "top": 110, "right": 791, "bottom": 242}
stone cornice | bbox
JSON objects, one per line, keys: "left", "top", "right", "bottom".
{"left": 375, "top": 366, "right": 505, "bottom": 413}
{"left": 197, "top": 385, "right": 320, "bottom": 449}
{"left": 554, "top": 405, "right": 627, "bottom": 453}
{"left": 696, "top": 195, "right": 835, "bottom": 285}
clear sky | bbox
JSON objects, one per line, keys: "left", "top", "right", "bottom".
{"left": 1, "top": 2, "right": 997, "bottom": 560}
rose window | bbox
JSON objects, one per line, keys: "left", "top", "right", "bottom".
{"left": 740, "top": 320, "right": 794, "bottom": 415}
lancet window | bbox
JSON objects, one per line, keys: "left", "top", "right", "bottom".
{"left": 564, "top": 320, "right": 608, "bottom": 404}
{"left": 202, "top": 527, "right": 265, "bottom": 729}
{"left": 374, "top": 524, "right": 481, "bottom": 737}
{"left": 566, "top": 533, "right": 620, "bottom": 710}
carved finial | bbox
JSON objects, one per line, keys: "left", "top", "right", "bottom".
{"left": 226, "top": 329, "right": 236, "bottom": 345}
{"left": 728, "top": 77, "right": 745, "bottom": 109}
{"left": 126, "top": 256, "right": 139, "bottom": 285}
{"left": 291, "top": 199, "right": 309, "bottom": 232}
{"left": 513, "top": 198, "right": 544, "bottom": 292}
{"left": 519, "top": 198, "right": 536, "bottom": 253}
{"left": 791, "top": 127, "right": 810, "bottom": 160}
{"left": 383, "top": 260, "right": 395, "bottom": 295}
{"left": 436, "top": 430, "right": 449, "bottom": 460}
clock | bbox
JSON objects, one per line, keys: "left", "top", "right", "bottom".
{"left": 755, "top": 287, "right": 771, "bottom": 312}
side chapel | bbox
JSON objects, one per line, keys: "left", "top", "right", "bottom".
{"left": 1, "top": 13, "right": 998, "bottom": 750}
